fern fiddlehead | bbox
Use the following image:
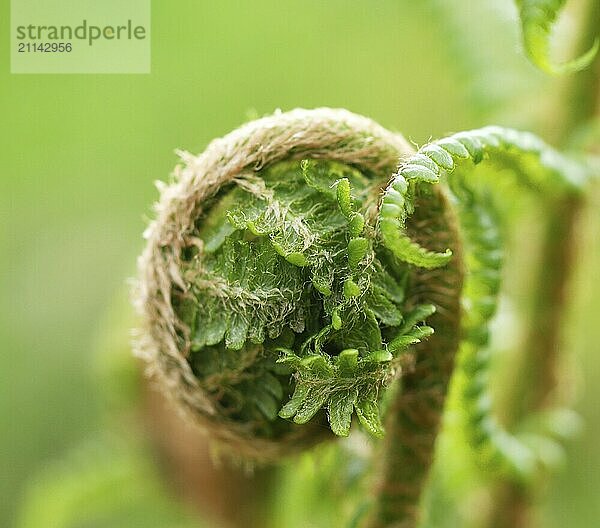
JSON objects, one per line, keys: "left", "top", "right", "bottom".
{"left": 134, "top": 108, "right": 459, "bottom": 463}
{"left": 134, "top": 109, "right": 595, "bottom": 527}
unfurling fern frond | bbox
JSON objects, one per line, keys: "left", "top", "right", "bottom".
{"left": 134, "top": 108, "right": 452, "bottom": 465}
{"left": 515, "top": 0, "right": 599, "bottom": 74}
{"left": 362, "top": 124, "right": 594, "bottom": 527}
{"left": 134, "top": 109, "right": 595, "bottom": 528}
{"left": 379, "top": 124, "right": 590, "bottom": 455}
{"left": 449, "top": 180, "right": 582, "bottom": 482}
{"left": 379, "top": 125, "right": 589, "bottom": 268}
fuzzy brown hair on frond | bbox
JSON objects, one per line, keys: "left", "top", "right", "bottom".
{"left": 132, "top": 108, "right": 464, "bottom": 465}
{"left": 132, "top": 105, "right": 597, "bottom": 528}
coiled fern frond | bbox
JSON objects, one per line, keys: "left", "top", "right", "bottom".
{"left": 134, "top": 108, "right": 595, "bottom": 526}
{"left": 135, "top": 108, "right": 437, "bottom": 462}
{"left": 516, "top": 0, "right": 599, "bottom": 74}
{"left": 362, "top": 124, "right": 594, "bottom": 527}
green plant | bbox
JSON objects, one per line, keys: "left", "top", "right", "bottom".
{"left": 128, "top": 2, "right": 600, "bottom": 527}
{"left": 134, "top": 104, "right": 596, "bottom": 527}
{"left": 7, "top": 1, "right": 600, "bottom": 527}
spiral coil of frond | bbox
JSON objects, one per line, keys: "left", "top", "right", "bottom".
{"left": 134, "top": 109, "right": 594, "bottom": 527}
{"left": 134, "top": 108, "right": 463, "bottom": 463}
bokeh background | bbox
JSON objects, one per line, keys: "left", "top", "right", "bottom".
{"left": 1, "top": 1, "right": 599, "bottom": 527}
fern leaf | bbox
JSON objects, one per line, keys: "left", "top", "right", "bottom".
{"left": 293, "top": 389, "right": 329, "bottom": 424}
{"left": 279, "top": 382, "right": 311, "bottom": 419}
{"left": 355, "top": 396, "right": 385, "bottom": 439}
{"left": 329, "top": 389, "right": 359, "bottom": 437}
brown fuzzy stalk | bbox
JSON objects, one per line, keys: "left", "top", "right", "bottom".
{"left": 366, "top": 185, "right": 464, "bottom": 528}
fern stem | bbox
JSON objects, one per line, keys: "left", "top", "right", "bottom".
{"left": 517, "top": 194, "right": 584, "bottom": 415}
{"left": 366, "top": 186, "right": 464, "bottom": 528}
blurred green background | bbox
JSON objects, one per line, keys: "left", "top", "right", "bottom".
{"left": 1, "top": 1, "right": 599, "bottom": 527}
